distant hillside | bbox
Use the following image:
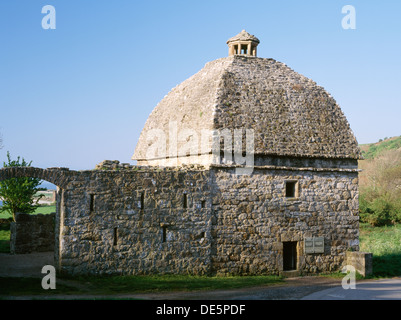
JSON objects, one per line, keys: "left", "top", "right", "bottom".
{"left": 360, "top": 135, "right": 401, "bottom": 160}
{"left": 358, "top": 135, "right": 401, "bottom": 226}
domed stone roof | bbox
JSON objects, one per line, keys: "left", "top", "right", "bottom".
{"left": 133, "top": 54, "right": 362, "bottom": 163}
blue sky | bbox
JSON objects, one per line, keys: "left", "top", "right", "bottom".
{"left": 0, "top": 0, "right": 400, "bottom": 170}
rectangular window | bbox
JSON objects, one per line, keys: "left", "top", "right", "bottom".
{"left": 201, "top": 200, "right": 206, "bottom": 209}
{"left": 183, "top": 194, "right": 188, "bottom": 209}
{"left": 285, "top": 181, "right": 298, "bottom": 198}
{"left": 162, "top": 226, "right": 167, "bottom": 243}
{"left": 89, "top": 194, "right": 95, "bottom": 212}
{"left": 113, "top": 228, "right": 118, "bottom": 246}
{"left": 140, "top": 192, "right": 145, "bottom": 210}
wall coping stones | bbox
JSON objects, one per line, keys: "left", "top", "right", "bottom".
{"left": 211, "top": 164, "right": 361, "bottom": 173}
{"left": 95, "top": 160, "right": 207, "bottom": 172}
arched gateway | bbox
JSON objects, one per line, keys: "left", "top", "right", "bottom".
{"left": 0, "top": 166, "right": 73, "bottom": 271}
{"left": 0, "top": 167, "right": 70, "bottom": 188}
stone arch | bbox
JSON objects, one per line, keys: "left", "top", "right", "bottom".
{"left": 0, "top": 166, "right": 72, "bottom": 271}
{"left": 0, "top": 167, "right": 70, "bottom": 188}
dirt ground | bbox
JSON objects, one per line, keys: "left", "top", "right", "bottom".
{"left": 130, "top": 276, "right": 344, "bottom": 300}
{"left": 0, "top": 252, "right": 344, "bottom": 300}
{"left": 0, "top": 252, "right": 54, "bottom": 278}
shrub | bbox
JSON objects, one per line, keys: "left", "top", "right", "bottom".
{"left": 361, "top": 198, "right": 392, "bottom": 226}
{"left": 360, "top": 192, "right": 401, "bottom": 226}
{"left": 359, "top": 147, "right": 401, "bottom": 226}
{"left": 0, "top": 152, "right": 45, "bottom": 221}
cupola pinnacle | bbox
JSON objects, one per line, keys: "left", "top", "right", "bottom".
{"left": 226, "top": 30, "right": 260, "bottom": 57}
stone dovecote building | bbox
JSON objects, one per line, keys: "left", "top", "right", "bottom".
{"left": 0, "top": 31, "right": 363, "bottom": 276}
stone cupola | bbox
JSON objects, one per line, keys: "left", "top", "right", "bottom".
{"left": 227, "top": 30, "right": 260, "bottom": 57}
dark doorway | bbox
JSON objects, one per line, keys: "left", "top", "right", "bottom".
{"left": 283, "top": 241, "right": 297, "bottom": 271}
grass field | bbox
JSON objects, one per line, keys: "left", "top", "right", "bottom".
{"left": 359, "top": 223, "right": 401, "bottom": 277}
{"left": 0, "top": 205, "right": 56, "bottom": 220}
{"left": 0, "top": 224, "right": 10, "bottom": 253}
{"left": 0, "top": 274, "right": 285, "bottom": 297}
{"left": 360, "top": 135, "right": 401, "bottom": 160}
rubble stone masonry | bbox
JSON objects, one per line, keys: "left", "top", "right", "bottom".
{"left": 0, "top": 161, "right": 360, "bottom": 276}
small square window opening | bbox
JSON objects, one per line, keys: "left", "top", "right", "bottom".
{"left": 285, "top": 181, "right": 298, "bottom": 198}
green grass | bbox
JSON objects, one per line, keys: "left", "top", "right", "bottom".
{"left": 0, "top": 223, "right": 10, "bottom": 253}
{"left": 0, "top": 205, "right": 56, "bottom": 220}
{"left": 0, "top": 277, "right": 81, "bottom": 296}
{"left": 32, "top": 205, "right": 56, "bottom": 215}
{"left": 0, "top": 212, "right": 11, "bottom": 220}
{"left": 0, "top": 274, "right": 284, "bottom": 297}
{"left": 360, "top": 135, "right": 401, "bottom": 159}
{"left": 67, "top": 274, "right": 283, "bottom": 295}
{"left": 360, "top": 223, "right": 401, "bottom": 277}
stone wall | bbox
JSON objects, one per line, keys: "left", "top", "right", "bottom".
{"left": 1, "top": 163, "right": 361, "bottom": 276}
{"left": 58, "top": 165, "right": 212, "bottom": 276}
{"left": 210, "top": 166, "right": 359, "bottom": 276}
{"left": 10, "top": 213, "right": 55, "bottom": 254}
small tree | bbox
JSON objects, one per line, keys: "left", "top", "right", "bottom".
{"left": 0, "top": 152, "right": 45, "bottom": 221}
